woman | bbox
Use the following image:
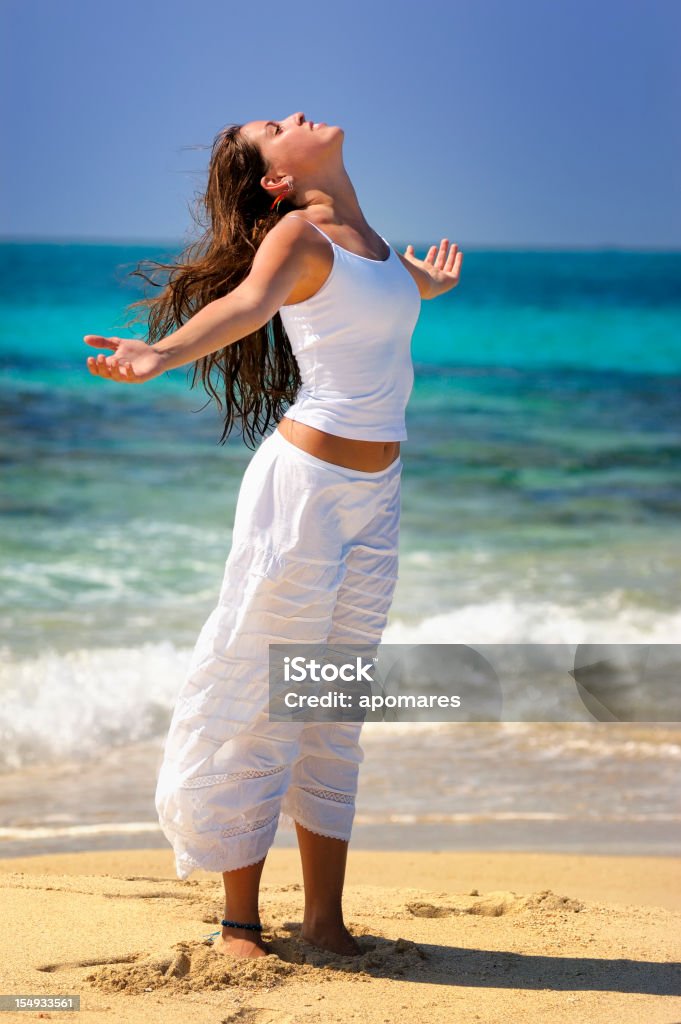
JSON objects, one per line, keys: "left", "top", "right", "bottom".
{"left": 84, "top": 111, "right": 463, "bottom": 960}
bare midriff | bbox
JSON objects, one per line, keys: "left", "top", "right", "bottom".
{"left": 277, "top": 416, "right": 400, "bottom": 472}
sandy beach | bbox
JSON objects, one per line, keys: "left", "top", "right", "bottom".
{"left": 1, "top": 847, "right": 679, "bottom": 1022}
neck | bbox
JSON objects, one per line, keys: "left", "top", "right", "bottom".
{"left": 292, "top": 165, "right": 369, "bottom": 231}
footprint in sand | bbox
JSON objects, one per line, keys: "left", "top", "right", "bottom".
{"left": 79, "top": 928, "right": 428, "bottom": 994}
{"left": 36, "top": 953, "right": 140, "bottom": 973}
{"left": 406, "top": 889, "right": 585, "bottom": 919}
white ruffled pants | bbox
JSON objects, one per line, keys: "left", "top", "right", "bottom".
{"left": 155, "top": 427, "right": 402, "bottom": 879}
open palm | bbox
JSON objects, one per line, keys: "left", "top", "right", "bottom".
{"left": 84, "top": 335, "right": 166, "bottom": 383}
{"left": 403, "top": 239, "right": 463, "bottom": 296}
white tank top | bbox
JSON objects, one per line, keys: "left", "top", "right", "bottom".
{"left": 278, "top": 216, "right": 421, "bottom": 442}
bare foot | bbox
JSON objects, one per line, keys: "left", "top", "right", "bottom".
{"left": 212, "top": 927, "right": 269, "bottom": 959}
{"left": 301, "top": 922, "right": 362, "bottom": 957}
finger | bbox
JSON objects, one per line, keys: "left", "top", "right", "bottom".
{"left": 425, "top": 245, "right": 438, "bottom": 264}
{"left": 405, "top": 244, "right": 414, "bottom": 255}
{"left": 110, "top": 358, "right": 132, "bottom": 383}
{"left": 435, "top": 238, "right": 449, "bottom": 269}
{"left": 117, "top": 360, "right": 137, "bottom": 382}
{"left": 108, "top": 358, "right": 124, "bottom": 382}
{"left": 96, "top": 353, "right": 112, "bottom": 378}
{"left": 445, "top": 254, "right": 464, "bottom": 283}
{"left": 84, "top": 335, "right": 119, "bottom": 350}
{"left": 444, "top": 244, "right": 459, "bottom": 271}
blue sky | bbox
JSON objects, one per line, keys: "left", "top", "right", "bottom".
{"left": 1, "top": 0, "right": 679, "bottom": 248}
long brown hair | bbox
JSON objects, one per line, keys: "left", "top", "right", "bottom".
{"left": 120, "top": 123, "right": 303, "bottom": 449}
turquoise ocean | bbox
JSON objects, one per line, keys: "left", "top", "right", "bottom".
{"left": 1, "top": 240, "right": 680, "bottom": 859}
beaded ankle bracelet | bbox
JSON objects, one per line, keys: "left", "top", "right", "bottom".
{"left": 204, "top": 918, "right": 263, "bottom": 941}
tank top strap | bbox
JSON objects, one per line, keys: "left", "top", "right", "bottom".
{"left": 285, "top": 215, "right": 336, "bottom": 247}
{"left": 285, "top": 216, "right": 391, "bottom": 259}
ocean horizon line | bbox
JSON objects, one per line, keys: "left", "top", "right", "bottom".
{"left": 1, "top": 234, "right": 680, "bottom": 254}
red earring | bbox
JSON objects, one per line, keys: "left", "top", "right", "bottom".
{"left": 270, "top": 180, "right": 292, "bottom": 211}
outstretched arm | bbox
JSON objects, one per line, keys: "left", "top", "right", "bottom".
{"left": 395, "top": 239, "right": 463, "bottom": 300}
{"left": 84, "top": 216, "right": 314, "bottom": 384}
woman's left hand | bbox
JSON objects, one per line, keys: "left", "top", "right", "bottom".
{"left": 402, "top": 239, "right": 463, "bottom": 298}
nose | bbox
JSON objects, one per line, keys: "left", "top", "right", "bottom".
{"left": 290, "top": 111, "right": 305, "bottom": 126}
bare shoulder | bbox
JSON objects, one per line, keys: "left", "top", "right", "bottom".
{"left": 250, "top": 211, "right": 328, "bottom": 273}
{"left": 260, "top": 211, "right": 322, "bottom": 252}
{"left": 242, "top": 213, "right": 331, "bottom": 314}
{"left": 257, "top": 212, "right": 333, "bottom": 280}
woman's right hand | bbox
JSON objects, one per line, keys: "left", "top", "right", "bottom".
{"left": 84, "top": 335, "right": 168, "bottom": 383}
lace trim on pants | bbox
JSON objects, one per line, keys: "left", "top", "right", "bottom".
{"left": 299, "top": 785, "right": 355, "bottom": 804}
{"left": 221, "top": 811, "right": 279, "bottom": 839}
{"left": 181, "top": 765, "right": 286, "bottom": 790}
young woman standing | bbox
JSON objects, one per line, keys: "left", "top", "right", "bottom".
{"left": 84, "top": 111, "right": 463, "bottom": 960}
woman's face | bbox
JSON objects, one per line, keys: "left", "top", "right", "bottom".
{"left": 240, "top": 111, "right": 343, "bottom": 182}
